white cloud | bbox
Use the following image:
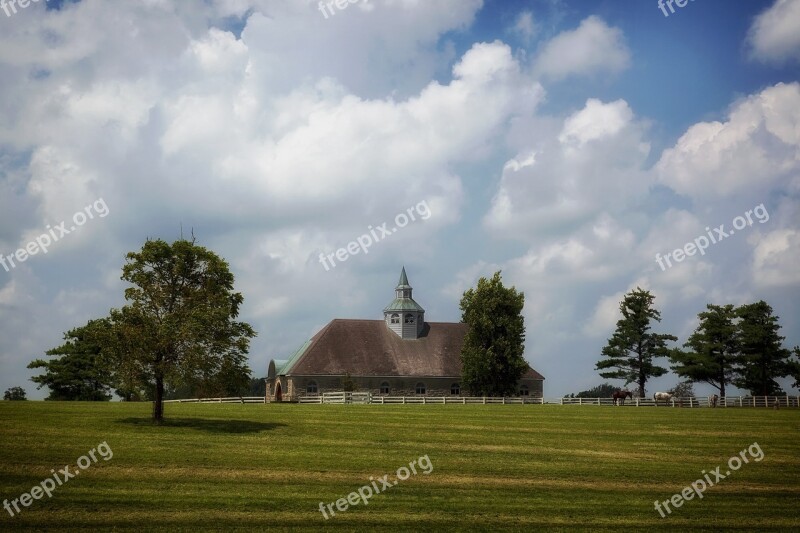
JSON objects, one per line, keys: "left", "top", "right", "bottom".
{"left": 534, "top": 16, "right": 630, "bottom": 80}
{"left": 511, "top": 10, "right": 537, "bottom": 42}
{"left": 752, "top": 229, "right": 800, "bottom": 287}
{"left": 583, "top": 290, "right": 624, "bottom": 337}
{"left": 747, "top": 0, "right": 800, "bottom": 64}
{"left": 559, "top": 99, "right": 633, "bottom": 147}
{"left": 655, "top": 82, "right": 800, "bottom": 200}
{"left": 486, "top": 98, "right": 650, "bottom": 238}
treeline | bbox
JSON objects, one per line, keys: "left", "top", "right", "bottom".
{"left": 595, "top": 288, "right": 800, "bottom": 397}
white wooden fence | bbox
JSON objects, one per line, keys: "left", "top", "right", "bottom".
{"left": 295, "top": 393, "right": 800, "bottom": 407}
{"left": 299, "top": 392, "right": 546, "bottom": 404}
{"left": 163, "top": 396, "right": 266, "bottom": 404}
{"left": 162, "top": 394, "right": 799, "bottom": 407}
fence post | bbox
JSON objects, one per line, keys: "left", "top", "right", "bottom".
{"left": 502, "top": 397, "right": 506, "bottom": 405}
{"left": 635, "top": 398, "right": 639, "bottom": 407}
{"left": 689, "top": 397, "right": 693, "bottom": 408}
{"left": 560, "top": 397, "right": 563, "bottom": 405}
{"left": 483, "top": 396, "right": 486, "bottom": 405}
{"left": 423, "top": 396, "right": 426, "bottom": 405}
{"left": 463, "top": 397, "right": 466, "bottom": 405}
{"left": 578, "top": 397, "right": 582, "bottom": 405}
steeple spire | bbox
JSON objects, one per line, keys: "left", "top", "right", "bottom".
{"left": 397, "top": 266, "right": 410, "bottom": 288}
{"left": 384, "top": 267, "right": 425, "bottom": 339}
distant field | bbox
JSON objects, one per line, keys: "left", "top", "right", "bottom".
{"left": 0, "top": 402, "right": 798, "bottom": 532}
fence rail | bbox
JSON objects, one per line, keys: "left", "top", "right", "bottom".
{"left": 163, "top": 396, "right": 266, "bottom": 404}
{"left": 163, "top": 394, "right": 800, "bottom": 407}
{"left": 296, "top": 393, "right": 799, "bottom": 407}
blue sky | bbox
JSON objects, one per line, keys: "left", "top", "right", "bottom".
{"left": 0, "top": 0, "right": 798, "bottom": 399}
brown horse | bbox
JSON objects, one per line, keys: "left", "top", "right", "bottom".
{"left": 613, "top": 390, "right": 632, "bottom": 406}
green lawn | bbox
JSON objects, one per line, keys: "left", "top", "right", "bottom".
{"left": 0, "top": 402, "right": 798, "bottom": 532}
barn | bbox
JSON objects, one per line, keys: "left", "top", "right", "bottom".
{"left": 266, "top": 268, "right": 544, "bottom": 401}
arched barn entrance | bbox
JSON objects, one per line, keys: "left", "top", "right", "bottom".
{"left": 275, "top": 382, "right": 283, "bottom": 402}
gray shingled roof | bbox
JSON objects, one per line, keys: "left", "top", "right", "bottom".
{"left": 282, "top": 319, "right": 545, "bottom": 380}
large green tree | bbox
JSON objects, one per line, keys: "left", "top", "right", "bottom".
{"left": 596, "top": 288, "right": 676, "bottom": 397}
{"left": 28, "top": 319, "right": 113, "bottom": 401}
{"left": 670, "top": 304, "right": 739, "bottom": 397}
{"left": 102, "top": 238, "right": 256, "bottom": 421}
{"left": 460, "top": 271, "right": 527, "bottom": 397}
{"left": 734, "top": 301, "right": 793, "bottom": 396}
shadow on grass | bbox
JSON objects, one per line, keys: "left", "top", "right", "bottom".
{"left": 118, "top": 417, "right": 286, "bottom": 434}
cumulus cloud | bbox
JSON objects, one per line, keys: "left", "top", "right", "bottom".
{"left": 752, "top": 229, "right": 800, "bottom": 287}
{"left": 485, "top": 98, "right": 649, "bottom": 238}
{"left": 655, "top": 82, "right": 800, "bottom": 199}
{"left": 747, "top": 0, "right": 800, "bottom": 64}
{"left": 534, "top": 16, "right": 631, "bottom": 80}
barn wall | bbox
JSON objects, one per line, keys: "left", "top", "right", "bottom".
{"left": 285, "top": 375, "right": 544, "bottom": 400}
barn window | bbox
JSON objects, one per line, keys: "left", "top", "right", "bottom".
{"left": 390, "top": 314, "right": 400, "bottom": 324}
{"left": 404, "top": 313, "right": 415, "bottom": 324}
{"left": 450, "top": 383, "right": 460, "bottom": 395}
{"left": 415, "top": 382, "right": 426, "bottom": 395}
{"left": 519, "top": 385, "right": 530, "bottom": 396}
{"left": 307, "top": 381, "right": 318, "bottom": 394}
{"left": 380, "top": 382, "right": 390, "bottom": 395}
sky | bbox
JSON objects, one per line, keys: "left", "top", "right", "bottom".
{"left": 0, "top": 0, "right": 799, "bottom": 399}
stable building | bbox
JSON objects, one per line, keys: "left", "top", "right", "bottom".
{"left": 266, "top": 268, "right": 544, "bottom": 401}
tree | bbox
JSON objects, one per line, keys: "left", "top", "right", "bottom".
{"left": 101, "top": 238, "right": 256, "bottom": 422}
{"left": 28, "top": 319, "right": 114, "bottom": 401}
{"left": 734, "top": 301, "right": 793, "bottom": 396}
{"left": 596, "top": 288, "right": 677, "bottom": 398}
{"left": 460, "top": 271, "right": 527, "bottom": 396}
{"left": 668, "top": 381, "right": 696, "bottom": 398}
{"left": 3, "top": 387, "right": 27, "bottom": 401}
{"left": 340, "top": 373, "right": 356, "bottom": 392}
{"left": 570, "top": 383, "right": 617, "bottom": 398}
{"left": 670, "top": 304, "right": 739, "bottom": 397}
{"left": 248, "top": 377, "right": 266, "bottom": 397}
{"left": 791, "top": 347, "right": 800, "bottom": 390}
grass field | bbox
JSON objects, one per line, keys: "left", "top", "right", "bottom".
{"left": 0, "top": 402, "right": 799, "bottom": 532}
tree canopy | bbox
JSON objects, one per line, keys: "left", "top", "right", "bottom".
{"left": 734, "top": 301, "right": 794, "bottom": 396}
{"left": 596, "top": 288, "right": 676, "bottom": 397}
{"left": 670, "top": 304, "right": 739, "bottom": 397}
{"left": 568, "top": 383, "right": 617, "bottom": 398}
{"left": 460, "top": 271, "right": 527, "bottom": 397}
{"left": 3, "top": 387, "right": 27, "bottom": 401}
{"left": 668, "top": 381, "right": 696, "bottom": 398}
{"left": 106, "top": 238, "right": 255, "bottom": 421}
{"left": 28, "top": 319, "right": 114, "bottom": 401}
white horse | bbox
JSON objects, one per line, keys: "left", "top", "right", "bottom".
{"left": 653, "top": 392, "right": 673, "bottom": 406}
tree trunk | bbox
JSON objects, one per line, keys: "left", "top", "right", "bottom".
{"left": 153, "top": 374, "right": 164, "bottom": 423}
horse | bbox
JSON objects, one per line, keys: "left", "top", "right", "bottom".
{"left": 653, "top": 392, "right": 673, "bottom": 406}
{"left": 710, "top": 394, "right": 719, "bottom": 408}
{"left": 612, "top": 390, "right": 632, "bottom": 406}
